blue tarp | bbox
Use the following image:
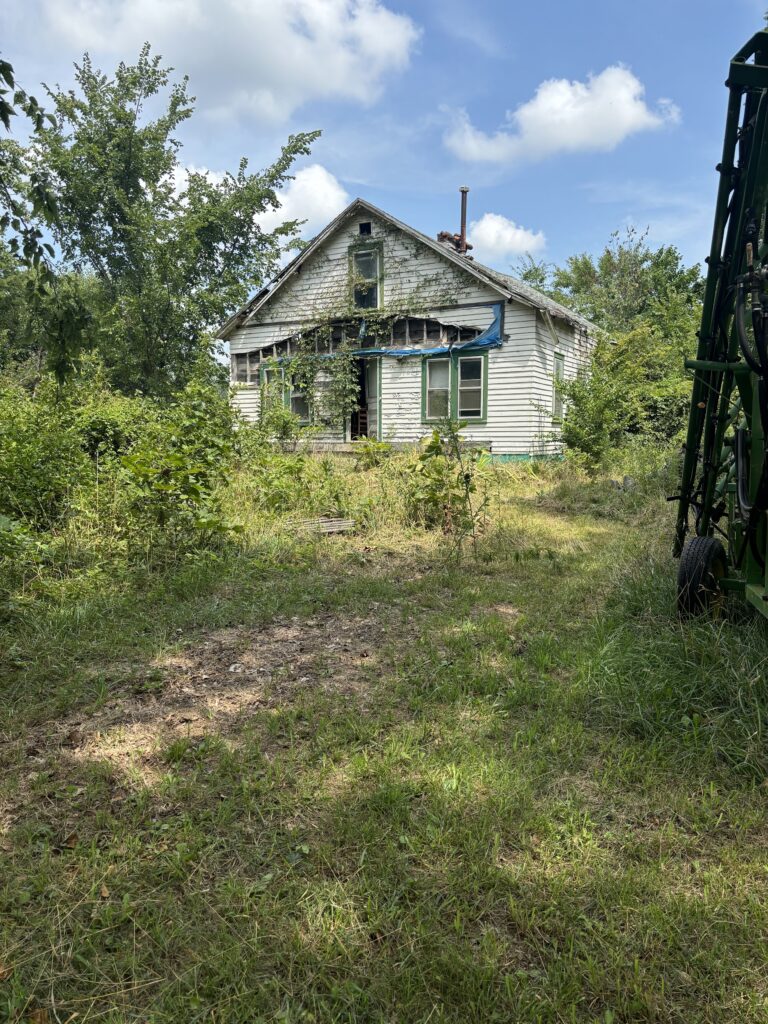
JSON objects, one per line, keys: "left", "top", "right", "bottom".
{"left": 350, "top": 302, "right": 503, "bottom": 358}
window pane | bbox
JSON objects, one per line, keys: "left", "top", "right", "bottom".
{"left": 427, "top": 360, "right": 450, "bottom": 389}
{"left": 234, "top": 355, "right": 248, "bottom": 382}
{"left": 459, "top": 389, "right": 482, "bottom": 416}
{"left": 354, "top": 283, "right": 378, "bottom": 309}
{"left": 553, "top": 354, "right": 565, "bottom": 419}
{"left": 427, "top": 390, "right": 449, "bottom": 418}
{"left": 291, "top": 394, "right": 310, "bottom": 421}
{"left": 353, "top": 251, "right": 378, "bottom": 280}
{"left": 426, "top": 320, "right": 442, "bottom": 342}
{"left": 460, "top": 358, "right": 482, "bottom": 382}
{"left": 392, "top": 319, "right": 407, "bottom": 342}
{"left": 408, "top": 318, "right": 425, "bottom": 343}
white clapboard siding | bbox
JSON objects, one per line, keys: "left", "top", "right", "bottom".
{"left": 380, "top": 300, "right": 541, "bottom": 455}
{"left": 528, "top": 313, "right": 595, "bottom": 454}
{"left": 229, "top": 322, "right": 296, "bottom": 355}
{"left": 232, "top": 386, "right": 260, "bottom": 422}
{"left": 246, "top": 212, "right": 503, "bottom": 327}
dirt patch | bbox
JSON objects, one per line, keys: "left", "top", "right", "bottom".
{"left": 2, "top": 611, "right": 397, "bottom": 816}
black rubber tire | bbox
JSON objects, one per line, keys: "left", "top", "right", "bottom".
{"left": 677, "top": 536, "right": 727, "bottom": 617}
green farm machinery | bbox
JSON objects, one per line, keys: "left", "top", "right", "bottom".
{"left": 675, "top": 28, "right": 768, "bottom": 618}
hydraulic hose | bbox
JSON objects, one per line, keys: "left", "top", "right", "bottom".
{"left": 735, "top": 426, "right": 753, "bottom": 513}
{"left": 736, "top": 281, "right": 763, "bottom": 373}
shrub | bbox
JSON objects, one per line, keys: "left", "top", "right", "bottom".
{"left": 402, "top": 422, "right": 490, "bottom": 545}
{"left": 122, "top": 378, "right": 238, "bottom": 548}
{"left": 0, "top": 380, "right": 89, "bottom": 528}
{"left": 353, "top": 437, "right": 393, "bottom": 470}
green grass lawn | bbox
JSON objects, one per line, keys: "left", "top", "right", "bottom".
{"left": 2, "top": 466, "right": 768, "bottom": 1023}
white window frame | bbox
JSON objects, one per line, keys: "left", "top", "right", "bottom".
{"left": 457, "top": 355, "right": 485, "bottom": 420}
{"left": 425, "top": 357, "right": 451, "bottom": 421}
{"left": 232, "top": 351, "right": 260, "bottom": 385}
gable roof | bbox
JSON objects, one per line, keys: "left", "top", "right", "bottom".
{"left": 217, "top": 198, "right": 596, "bottom": 339}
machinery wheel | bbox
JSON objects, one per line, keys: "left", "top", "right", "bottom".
{"left": 677, "top": 536, "right": 727, "bottom": 616}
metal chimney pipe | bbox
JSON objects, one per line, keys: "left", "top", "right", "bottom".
{"left": 459, "top": 186, "right": 469, "bottom": 253}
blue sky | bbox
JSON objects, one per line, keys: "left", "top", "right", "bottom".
{"left": 4, "top": 0, "right": 768, "bottom": 272}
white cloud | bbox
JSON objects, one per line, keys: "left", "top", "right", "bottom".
{"left": 169, "top": 164, "right": 225, "bottom": 196}
{"left": 468, "top": 212, "right": 545, "bottom": 264}
{"left": 41, "top": 0, "right": 421, "bottom": 122}
{"left": 259, "top": 164, "right": 350, "bottom": 236}
{"left": 169, "top": 162, "right": 348, "bottom": 237}
{"left": 445, "top": 65, "right": 680, "bottom": 164}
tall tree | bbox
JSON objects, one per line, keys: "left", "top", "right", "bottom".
{"left": 543, "top": 228, "right": 705, "bottom": 467}
{"left": 551, "top": 226, "right": 703, "bottom": 338}
{"left": 30, "top": 45, "right": 318, "bottom": 394}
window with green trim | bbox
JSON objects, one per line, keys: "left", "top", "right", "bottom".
{"left": 352, "top": 248, "right": 380, "bottom": 309}
{"left": 425, "top": 358, "right": 451, "bottom": 419}
{"left": 552, "top": 352, "right": 565, "bottom": 422}
{"left": 457, "top": 356, "right": 484, "bottom": 419}
{"left": 260, "top": 365, "right": 284, "bottom": 410}
{"left": 290, "top": 386, "right": 311, "bottom": 423}
{"left": 422, "top": 351, "right": 488, "bottom": 424}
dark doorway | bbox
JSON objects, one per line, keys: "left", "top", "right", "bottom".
{"left": 350, "top": 358, "right": 380, "bottom": 439}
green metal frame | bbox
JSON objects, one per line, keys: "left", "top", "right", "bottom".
{"left": 421, "top": 349, "right": 488, "bottom": 425}
{"left": 675, "top": 29, "right": 768, "bottom": 616}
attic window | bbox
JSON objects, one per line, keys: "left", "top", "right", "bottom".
{"left": 359, "top": 222, "right": 371, "bottom": 235}
{"left": 352, "top": 248, "right": 380, "bottom": 309}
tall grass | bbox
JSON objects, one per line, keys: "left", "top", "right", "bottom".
{"left": 585, "top": 523, "right": 768, "bottom": 779}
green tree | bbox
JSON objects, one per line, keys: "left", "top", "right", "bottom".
{"left": 512, "top": 253, "right": 556, "bottom": 294}
{"left": 0, "top": 59, "right": 58, "bottom": 279}
{"left": 549, "top": 228, "right": 703, "bottom": 467}
{"left": 552, "top": 226, "right": 702, "bottom": 337}
{"left": 27, "top": 45, "right": 318, "bottom": 395}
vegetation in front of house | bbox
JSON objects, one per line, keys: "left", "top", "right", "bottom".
{"left": 3, "top": 448, "right": 768, "bottom": 1023}
{"left": 518, "top": 228, "right": 704, "bottom": 471}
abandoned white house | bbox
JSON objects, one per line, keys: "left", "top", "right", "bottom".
{"left": 218, "top": 196, "right": 597, "bottom": 457}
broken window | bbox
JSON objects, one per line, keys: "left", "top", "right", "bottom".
{"left": 392, "top": 318, "right": 407, "bottom": 343}
{"left": 352, "top": 249, "right": 380, "bottom": 309}
{"left": 359, "top": 221, "right": 372, "bottom": 236}
{"left": 408, "top": 318, "right": 425, "bottom": 343}
{"left": 458, "top": 357, "right": 483, "bottom": 419}
{"left": 425, "top": 359, "right": 450, "bottom": 419}
{"left": 426, "top": 320, "right": 442, "bottom": 342}
{"left": 261, "top": 365, "right": 284, "bottom": 410}
{"left": 232, "top": 351, "right": 260, "bottom": 384}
